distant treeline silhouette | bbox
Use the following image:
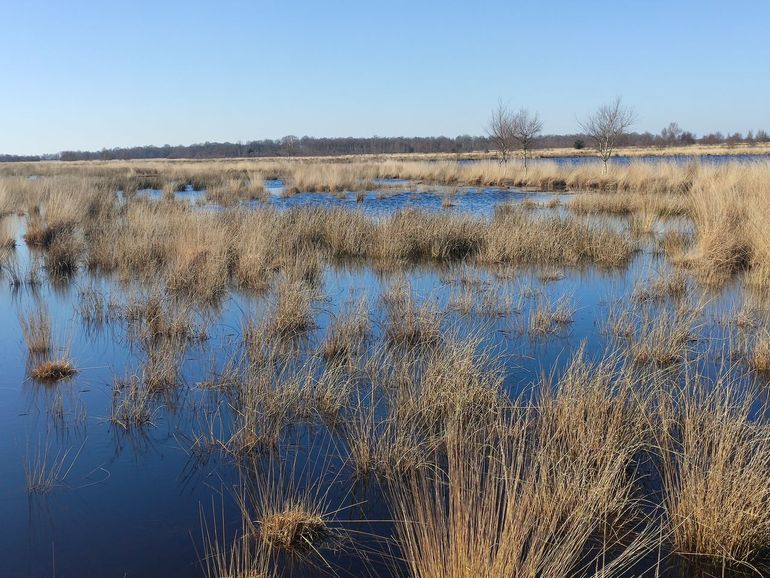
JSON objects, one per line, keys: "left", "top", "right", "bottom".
{"left": 2, "top": 129, "right": 768, "bottom": 162}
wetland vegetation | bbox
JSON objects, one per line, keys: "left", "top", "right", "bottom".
{"left": 1, "top": 156, "right": 769, "bottom": 578}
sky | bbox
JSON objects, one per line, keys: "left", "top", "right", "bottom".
{"left": 1, "top": 0, "right": 769, "bottom": 155}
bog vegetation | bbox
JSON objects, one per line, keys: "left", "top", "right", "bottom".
{"left": 2, "top": 154, "right": 770, "bottom": 578}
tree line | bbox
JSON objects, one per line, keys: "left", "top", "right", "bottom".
{"left": 1, "top": 123, "right": 768, "bottom": 162}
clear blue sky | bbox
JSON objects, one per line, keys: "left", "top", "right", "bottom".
{"left": 1, "top": 0, "right": 768, "bottom": 155}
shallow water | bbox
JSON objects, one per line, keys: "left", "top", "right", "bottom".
{"left": 0, "top": 191, "right": 767, "bottom": 578}
{"left": 137, "top": 181, "right": 571, "bottom": 218}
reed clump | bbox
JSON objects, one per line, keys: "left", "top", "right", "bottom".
{"left": 382, "top": 280, "right": 442, "bottom": 347}
{"left": 749, "top": 330, "right": 770, "bottom": 372}
{"left": 268, "top": 278, "right": 317, "bottom": 338}
{"left": 320, "top": 296, "right": 370, "bottom": 361}
{"left": 658, "top": 381, "right": 770, "bottom": 565}
{"left": 30, "top": 358, "right": 77, "bottom": 382}
{"left": 485, "top": 205, "right": 633, "bottom": 268}
{"left": 19, "top": 307, "right": 52, "bottom": 354}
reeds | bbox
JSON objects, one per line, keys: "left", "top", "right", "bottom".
{"left": 382, "top": 280, "right": 442, "bottom": 347}
{"left": 30, "top": 358, "right": 77, "bottom": 382}
{"left": 24, "top": 438, "right": 82, "bottom": 494}
{"left": 320, "top": 295, "right": 370, "bottom": 361}
{"left": 268, "top": 278, "right": 317, "bottom": 338}
{"left": 19, "top": 306, "right": 52, "bottom": 354}
{"left": 658, "top": 380, "right": 770, "bottom": 565}
{"left": 749, "top": 330, "right": 770, "bottom": 372}
{"left": 388, "top": 395, "right": 649, "bottom": 578}
{"left": 527, "top": 295, "right": 574, "bottom": 336}
{"left": 111, "top": 373, "right": 154, "bottom": 429}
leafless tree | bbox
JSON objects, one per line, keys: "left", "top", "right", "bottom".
{"left": 510, "top": 109, "right": 542, "bottom": 174}
{"left": 487, "top": 101, "right": 514, "bottom": 164}
{"left": 660, "top": 122, "right": 683, "bottom": 145}
{"left": 579, "top": 97, "right": 635, "bottom": 174}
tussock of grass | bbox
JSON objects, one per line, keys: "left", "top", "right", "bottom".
{"left": 260, "top": 507, "right": 327, "bottom": 550}
{"left": 388, "top": 354, "right": 645, "bottom": 578}
{"left": 749, "top": 330, "right": 770, "bottom": 372}
{"left": 527, "top": 296, "right": 574, "bottom": 336}
{"left": 486, "top": 205, "right": 632, "bottom": 268}
{"left": 30, "top": 359, "right": 77, "bottom": 382}
{"left": 111, "top": 374, "right": 154, "bottom": 429}
{"left": 658, "top": 381, "right": 770, "bottom": 564}
{"left": 268, "top": 278, "right": 317, "bottom": 338}
{"left": 19, "top": 307, "right": 51, "bottom": 354}
{"left": 633, "top": 269, "right": 688, "bottom": 303}
{"left": 320, "top": 296, "right": 370, "bottom": 361}
{"left": 382, "top": 280, "right": 442, "bottom": 347}
{"left": 630, "top": 301, "right": 702, "bottom": 366}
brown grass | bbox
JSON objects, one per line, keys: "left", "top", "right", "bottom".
{"left": 30, "top": 359, "right": 77, "bottom": 382}
{"left": 320, "top": 295, "right": 370, "bottom": 361}
{"left": 749, "top": 330, "right": 770, "bottom": 372}
{"left": 388, "top": 352, "right": 645, "bottom": 578}
{"left": 268, "top": 278, "right": 317, "bottom": 338}
{"left": 260, "top": 507, "right": 327, "bottom": 550}
{"left": 382, "top": 279, "right": 442, "bottom": 347}
{"left": 658, "top": 380, "right": 770, "bottom": 564}
{"left": 19, "top": 307, "right": 51, "bottom": 354}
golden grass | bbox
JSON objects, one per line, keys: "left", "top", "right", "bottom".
{"left": 19, "top": 307, "right": 51, "bottom": 354}
{"left": 268, "top": 278, "right": 317, "bottom": 338}
{"left": 111, "top": 373, "right": 153, "bottom": 429}
{"left": 486, "top": 205, "right": 633, "bottom": 268}
{"left": 30, "top": 358, "right": 77, "bottom": 382}
{"left": 749, "top": 330, "right": 770, "bottom": 372}
{"left": 382, "top": 279, "right": 442, "bottom": 347}
{"left": 388, "top": 354, "right": 651, "bottom": 578}
{"left": 527, "top": 296, "right": 574, "bottom": 336}
{"left": 633, "top": 269, "right": 688, "bottom": 303}
{"left": 200, "top": 502, "right": 270, "bottom": 578}
{"left": 320, "top": 295, "right": 370, "bottom": 361}
{"left": 658, "top": 381, "right": 770, "bottom": 564}
{"left": 260, "top": 507, "right": 327, "bottom": 550}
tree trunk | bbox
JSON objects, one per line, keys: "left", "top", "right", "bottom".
{"left": 523, "top": 149, "right": 528, "bottom": 177}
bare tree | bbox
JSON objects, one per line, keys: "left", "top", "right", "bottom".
{"left": 579, "top": 97, "right": 635, "bottom": 174}
{"left": 660, "top": 122, "right": 683, "bottom": 146}
{"left": 487, "top": 101, "right": 514, "bottom": 164}
{"left": 510, "top": 109, "right": 542, "bottom": 175}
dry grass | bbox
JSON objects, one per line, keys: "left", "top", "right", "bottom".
{"left": 200, "top": 501, "right": 270, "bottom": 578}
{"left": 527, "top": 295, "right": 574, "bottom": 336}
{"left": 19, "top": 306, "right": 51, "bottom": 354}
{"left": 260, "top": 507, "right": 327, "bottom": 550}
{"left": 30, "top": 358, "right": 77, "bottom": 382}
{"left": 749, "top": 330, "right": 770, "bottom": 372}
{"left": 658, "top": 380, "right": 770, "bottom": 565}
{"left": 629, "top": 301, "right": 702, "bottom": 366}
{"left": 633, "top": 269, "right": 688, "bottom": 303}
{"left": 320, "top": 295, "right": 370, "bottom": 361}
{"left": 111, "top": 373, "right": 154, "bottom": 429}
{"left": 268, "top": 278, "right": 317, "bottom": 338}
{"left": 382, "top": 280, "right": 442, "bottom": 347}
{"left": 388, "top": 352, "right": 647, "bottom": 578}
{"left": 237, "top": 453, "right": 339, "bottom": 563}
{"left": 486, "top": 205, "right": 633, "bottom": 268}
{"left": 24, "top": 439, "right": 82, "bottom": 494}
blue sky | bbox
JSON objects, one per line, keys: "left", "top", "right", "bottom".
{"left": 1, "top": 0, "right": 768, "bottom": 154}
